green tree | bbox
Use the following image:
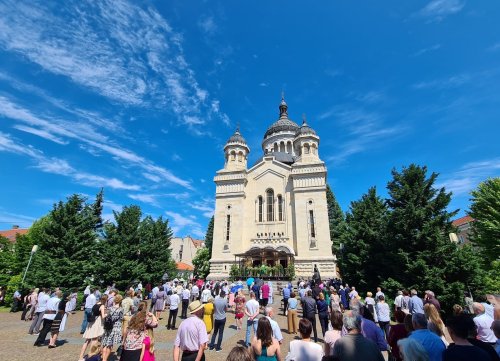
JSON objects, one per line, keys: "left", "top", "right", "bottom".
{"left": 326, "top": 184, "right": 347, "bottom": 255}
{"left": 138, "top": 215, "right": 176, "bottom": 283}
{"left": 204, "top": 216, "right": 214, "bottom": 256}
{"left": 341, "top": 187, "right": 388, "bottom": 289}
{"left": 0, "top": 235, "right": 15, "bottom": 285}
{"left": 384, "top": 164, "right": 480, "bottom": 311}
{"left": 99, "top": 205, "right": 145, "bottom": 289}
{"left": 192, "top": 247, "right": 210, "bottom": 279}
{"left": 28, "top": 193, "right": 103, "bottom": 288}
{"left": 468, "top": 177, "right": 500, "bottom": 264}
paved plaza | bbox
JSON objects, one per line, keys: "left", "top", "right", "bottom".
{"left": 0, "top": 297, "right": 309, "bottom": 361}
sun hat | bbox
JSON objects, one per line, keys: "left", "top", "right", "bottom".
{"left": 188, "top": 300, "right": 204, "bottom": 314}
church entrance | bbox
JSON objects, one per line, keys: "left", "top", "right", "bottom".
{"left": 233, "top": 246, "right": 294, "bottom": 280}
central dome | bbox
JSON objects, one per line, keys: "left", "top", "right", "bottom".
{"left": 264, "top": 118, "right": 300, "bottom": 139}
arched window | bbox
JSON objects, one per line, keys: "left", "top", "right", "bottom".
{"left": 266, "top": 189, "right": 274, "bottom": 221}
{"left": 309, "top": 210, "right": 316, "bottom": 238}
{"left": 279, "top": 142, "right": 285, "bottom": 152}
{"left": 277, "top": 195, "right": 283, "bottom": 221}
{"left": 273, "top": 143, "right": 278, "bottom": 152}
{"left": 312, "top": 144, "right": 317, "bottom": 154}
{"left": 230, "top": 151, "right": 236, "bottom": 161}
{"left": 238, "top": 151, "right": 243, "bottom": 162}
{"left": 226, "top": 215, "right": 231, "bottom": 242}
{"left": 258, "top": 196, "right": 263, "bottom": 222}
{"left": 304, "top": 144, "right": 310, "bottom": 154}
{"left": 286, "top": 141, "right": 292, "bottom": 153}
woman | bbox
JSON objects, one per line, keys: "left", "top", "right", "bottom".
{"left": 324, "top": 311, "right": 343, "bottom": 356}
{"left": 268, "top": 281, "right": 274, "bottom": 305}
{"left": 397, "top": 338, "right": 429, "bottom": 361}
{"left": 387, "top": 310, "right": 408, "bottom": 361}
{"left": 376, "top": 295, "right": 390, "bottom": 337}
{"left": 234, "top": 289, "right": 246, "bottom": 330}
{"left": 120, "top": 302, "right": 158, "bottom": 361}
{"left": 69, "top": 289, "right": 78, "bottom": 313}
{"left": 287, "top": 292, "right": 299, "bottom": 334}
{"left": 365, "top": 292, "right": 378, "bottom": 323}
{"left": 102, "top": 294, "right": 124, "bottom": 361}
{"left": 27, "top": 288, "right": 39, "bottom": 321}
{"left": 203, "top": 297, "right": 215, "bottom": 335}
{"left": 251, "top": 317, "right": 282, "bottom": 361}
{"left": 154, "top": 287, "right": 166, "bottom": 320}
{"left": 317, "top": 292, "right": 329, "bottom": 337}
{"left": 285, "top": 318, "right": 323, "bottom": 361}
{"left": 424, "top": 303, "right": 448, "bottom": 345}
{"left": 330, "top": 289, "right": 341, "bottom": 313}
{"left": 48, "top": 293, "right": 68, "bottom": 348}
{"left": 79, "top": 294, "right": 108, "bottom": 361}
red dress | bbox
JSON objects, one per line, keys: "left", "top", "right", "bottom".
{"left": 142, "top": 336, "right": 155, "bottom": 361}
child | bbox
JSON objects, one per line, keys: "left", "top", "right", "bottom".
{"left": 84, "top": 342, "right": 102, "bottom": 361}
{"left": 140, "top": 328, "right": 155, "bottom": 361}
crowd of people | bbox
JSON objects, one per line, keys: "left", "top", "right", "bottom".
{"left": 5, "top": 277, "right": 500, "bottom": 361}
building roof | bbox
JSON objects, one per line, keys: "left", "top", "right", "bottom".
{"left": 192, "top": 239, "right": 204, "bottom": 248}
{"left": 263, "top": 97, "right": 300, "bottom": 139}
{"left": 0, "top": 226, "right": 28, "bottom": 243}
{"left": 254, "top": 151, "right": 296, "bottom": 166}
{"left": 176, "top": 262, "right": 194, "bottom": 271}
{"left": 452, "top": 215, "right": 474, "bottom": 227}
{"left": 295, "top": 119, "right": 317, "bottom": 137}
{"left": 226, "top": 128, "right": 247, "bottom": 145}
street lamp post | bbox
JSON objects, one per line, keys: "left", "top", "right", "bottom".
{"left": 21, "top": 245, "right": 38, "bottom": 285}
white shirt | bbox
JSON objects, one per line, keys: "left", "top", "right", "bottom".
{"left": 394, "top": 294, "right": 403, "bottom": 309}
{"left": 152, "top": 286, "right": 159, "bottom": 298}
{"left": 43, "top": 297, "right": 61, "bottom": 320}
{"left": 36, "top": 292, "right": 50, "bottom": 312}
{"left": 474, "top": 313, "right": 497, "bottom": 343}
{"left": 84, "top": 293, "right": 96, "bottom": 309}
{"left": 170, "top": 293, "right": 180, "bottom": 310}
{"left": 286, "top": 339, "right": 324, "bottom": 361}
{"left": 191, "top": 285, "right": 199, "bottom": 295}
{"left": 245, "top": 299, "right": 260, "bottom": 319}
{"left": 201, "top": 289, "right": 211, "bottom": 303}
{"left": 267, "top": 316, "right": 283, "bottom": 342}
{"left": 182, "top": 289, "right": 190, "bottom": 300}
{"left": 137, "top": 283, "right": 143, "bottom": 290}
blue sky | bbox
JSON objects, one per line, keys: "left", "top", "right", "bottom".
{"left": 1, "top": 0, "right": 499, "bottom": 237}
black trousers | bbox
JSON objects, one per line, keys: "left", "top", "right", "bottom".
{"left": 182, "top": 351, "right": 205, "bottom": 361}
{"left": 306, "top": 314, "right": 318, "bottom": 342}
{"left": 283, "top": 298, "right": 289, "bottom": 315}
{"left": 181, "top": 299, "right": 189, "bottom": 318}
{"left": 34, "top": 318, "right": 53, "bottom": 345}
{"left": 167, "top": 308, "right": 178, "bottom": 329}
{"left": 210, "top": 318, "right": 226, "bottom": 350}
{"left": 319, "top": 312, "right": 329, "bottom": 336}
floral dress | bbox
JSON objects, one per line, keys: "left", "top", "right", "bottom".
{"left": 101, "top": 306, "right": 124, "bottom": 347}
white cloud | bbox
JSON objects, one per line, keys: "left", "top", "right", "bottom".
{"left": 0, "top": 210, "right": 36, "bottom": 228}
{"left": 417, "top": 0, "right": 465, "bottom": 22}
{"left": 198, "top": 16, "right": 217, "bottom": 35}
{"left": 13, "top": 125, "right": 68, "bottom": 145}
{"left": 412, "top": 74, "right": 470, "bottom": 90}
{"left": 438, "top": 158, "right": 500, "bottom": 196}
{"left": 128, "top": 193, "right": 160, "bottom": 207}
{"left": 259, "top": 82, "right": 269, "bottom": 87}
{"left": 190, "top": 199, "right": 215, "bottom": 218}
{"left": 165, "top": 211, "right": 205, "bottom": 238}
{"left": 412, "top": 44, "right": 442, "bottom": 57}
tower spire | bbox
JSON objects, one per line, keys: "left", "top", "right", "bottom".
{"left": 279, "top": 93, "right": 288, "bottom": 118}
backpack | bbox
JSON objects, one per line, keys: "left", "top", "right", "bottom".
{"left": 103, "top": 309, "right": 114, "bottom": 331}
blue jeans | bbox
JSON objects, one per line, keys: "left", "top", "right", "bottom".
{"left": 245, "top": 319, "right": 257, "bottom": 346}
{"left": 80, "top": 308, "right": 92, "bottom": 332}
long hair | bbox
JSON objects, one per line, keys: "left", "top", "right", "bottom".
{"left": 256, "top": 317, "right": 273, "bottom": 347}
{"left": 424, "top": 303, "right": 444, "bottom": 336}
{"left": 146, "top": 327, "right": 155, "bottom": 354}
{"left": 128, "top": 308, "right": 147, "bottom": 331}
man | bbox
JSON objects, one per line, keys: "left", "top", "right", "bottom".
{"left": 408, "top": 289, "right": 424, "bottom": 315}
{"left": 191, "top": 283, "right": 199, "bottom": 302}
{"left": 302, "top": 290, "right": 319, "bottom": 342}
{"left": 473, "top": 302, "right": 497, "bottom": 344}
{"left": 375, "top": 287, "right": 384, "bottom": 302}
{"left": 150, "top": 283, "right": 160, "bottom": 312}
{"left": 282, "top": 285, "right": 291, "bottom": 315}
{"left": 107, "top": 289, "right": 117, "bottom": 308}
{"left": 173, "top": 300, "right": 208, "bottom": 361}
{"left": 10, "top": 289, "right": 22, "bottom": 312}
{"left": 443, "top": 314, "right": 492, "bottom": 361}
{"left": 424, "top": 290, "right": 441, "bottom": 311}
{"left": 181, "top": 286, "right": 191, "bottom": 319}
{"left": 121, "top": 289, "right": 135, "bottom": 337}
{"left": 333, "top": 311, "right": 384, "bottom": 361}
{"left": 349, "top": 286, "right": 359, "bottom": 300}
{"left": 408, "top": 313, "right": 445, "bottom": 361}
{"left": 245, "top": 291, "right": 260, "bottom": 347}
{"left": 168, "top": 290, "right": 181, "bottom": 330}
{"left": 256, "top": 306, "right": 283, "bottom": 344}
{"left": 394, "top": 291, "right": 404, "bottom": 311}
{"left": 261, "top": 281, "right": 270, "bottom": 308}
{"left": 29, "top": 288, "right": 50, "bottom": 334}
{"left": 209, "top": 290, "right": 228, "bottom": 352}
{"left": 80, "top": 288, "right": 96, "bottom": 334}
{"left": 34, "top": 290, "right": 62, "bottom": 346}
{"left": 356, "top": 305, "right": 388, "bottom": 352}
{"left": 201, "top": 285, "right": 211, "bottom": 304}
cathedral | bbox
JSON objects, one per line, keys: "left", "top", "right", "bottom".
{"left": 207, "top": 98, "right": 337, "bottom": 280}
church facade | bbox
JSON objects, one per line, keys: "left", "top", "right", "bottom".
{"left": 208, "top": 98, "right": 337, "bottom": 280}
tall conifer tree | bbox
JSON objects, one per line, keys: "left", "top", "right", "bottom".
{"left": 326, "top": 184, "right": 347, "bottom": 255}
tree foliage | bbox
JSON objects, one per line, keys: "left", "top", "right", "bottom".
{"left": 326, "top": 184, "right": 347, "bottom": 255}
{"left": 341, "top": 187, "right": 388, "bottom": 289}
{"left": 204, "top": 216, "right": 214, "bottom": 256}
{"left": 192, "top": 247, "right": 210, "bottom": 279}
{"left": 468, "top": 177, "right": 500, "bottom": 264}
